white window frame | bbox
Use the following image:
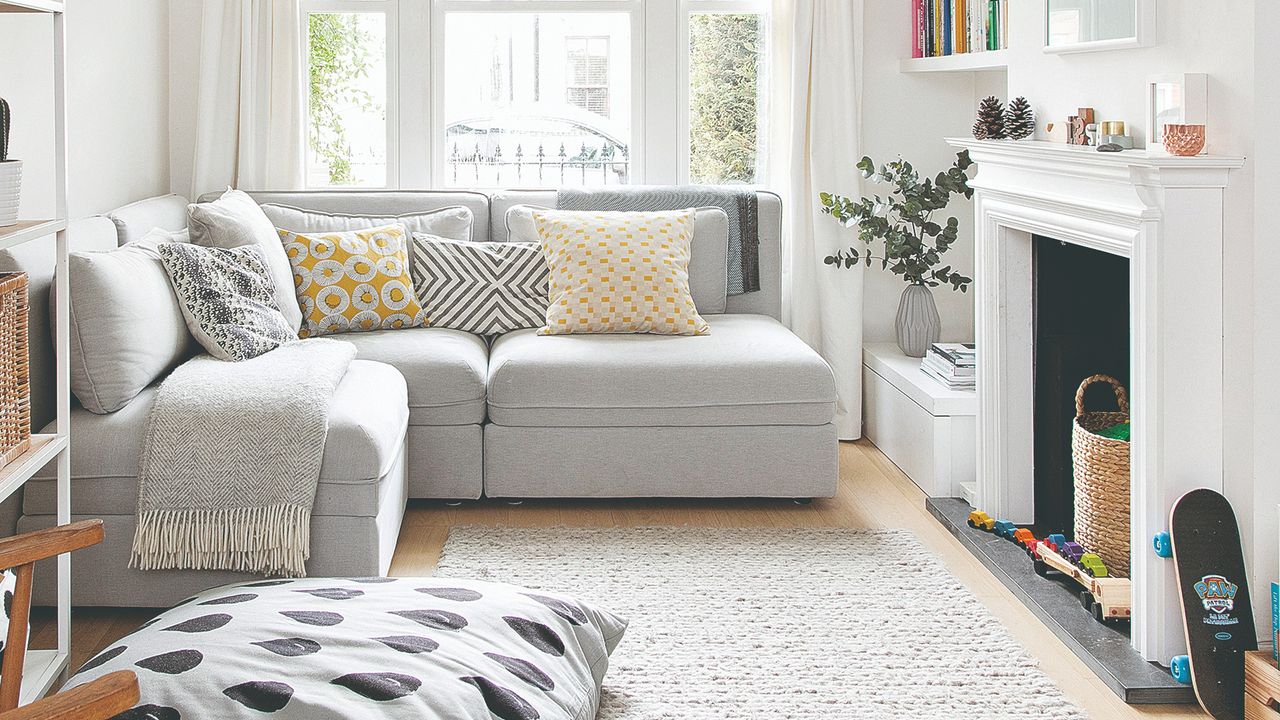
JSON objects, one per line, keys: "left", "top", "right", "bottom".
{"left": 300, "top": 0, "right": 401, "bottom": 189}
{"left": 301, "top": 0, "right": 770, "bottom": 189}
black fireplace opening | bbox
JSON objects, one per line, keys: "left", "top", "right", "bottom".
{"left": 1032, "top": 235, "right": 1130, "bottom": 536}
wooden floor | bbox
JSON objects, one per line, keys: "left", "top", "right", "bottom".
{"left": 33, "top": 440, "right": 1204, "bottom": 718}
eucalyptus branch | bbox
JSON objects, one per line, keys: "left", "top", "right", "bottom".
{"left": 819, "top": 150, "right": 976, "bottom": 293}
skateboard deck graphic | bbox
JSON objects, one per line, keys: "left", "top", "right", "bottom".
{"left": 1170, "top": 488, "right": 1256, "bottom": 720}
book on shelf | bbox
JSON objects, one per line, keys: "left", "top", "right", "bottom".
{"left": 923, "top": 354, "right": 975, "bottom": 378}
{"left": 912, "top": 0, "right": 924, "bottom": 58}
{"left": 920, "top": 343, "right": 977, "bottom": 391}
{"left": 1272, "top": 581, "right": 1278, "bottom": 665}
{"left": 915, "top": 0, "right": 1006, "bottom": 58}
{"left": 928, "top": 342, "right": 976, "bottom": 367}
{"left": 921, "top": 362, "right": 976, "bottom": 390}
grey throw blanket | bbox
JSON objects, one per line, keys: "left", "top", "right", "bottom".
{"left": 130, "top": 339, "right": 356, "bottom": 578}
{"left": 557, "top": 186, "right": 760, "bottom": 294}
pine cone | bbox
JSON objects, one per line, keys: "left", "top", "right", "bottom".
{"left": 1004, "top": 97, "right": 1034, "bottom": 140}
{"left": 973, "top": 96, "right": 1006, "bottom": 140}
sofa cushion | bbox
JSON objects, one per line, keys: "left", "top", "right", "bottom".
{"left": 261, "top": 203, "right": 474, "bottom": 242}
{"left": 188, "top": 189, "right": 304, "bottom": 332}
{"left": 66, "top": 231, "right": 197, "bottom": 414}
{"left": 26, "top": 359, "right": 408, "bottom": 518}
{"left": 506, "top": 204, "right": 729, "bottom": 314}
{"left": 488, "top": 313, "right": 836, "bottom": 427}
{"left": 105, "top": 194, "right": 190, "bottom": 246}
{"left": 279, "top": 224, "right": 427, "bottom": 338}
{"left": 339, "top": 328, "right": 488, "bottom": 426}
{"left": 158, "top": 243, "right": 296, "bottom": 361}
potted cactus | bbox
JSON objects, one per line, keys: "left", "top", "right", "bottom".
{"left": 0, "top": 98, "right": 20, "bottom": 227}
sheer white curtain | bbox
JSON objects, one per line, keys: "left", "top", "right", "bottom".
{"left": 771, "top": 0, "right": 865, "bottom": 440}
{"left": 189, "top": 0, "right": 306, "bottom": 197}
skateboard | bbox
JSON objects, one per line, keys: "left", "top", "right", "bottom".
{"left": 1161, "top": 488, "right": 1257, "bottom": 720}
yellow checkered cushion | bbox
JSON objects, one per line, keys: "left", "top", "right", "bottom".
{"left": 534, "top": 209, "right": 709, "bottom": 336}
{"left": 278, "top": 223, "right": 426, "bottom": 338}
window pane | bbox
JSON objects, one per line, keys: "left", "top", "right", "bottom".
{"left": 444, "top": 12, "right": 632, "bottom": 187}
{"left": 689, "top": 13, "right": 766, "bottom": 185}
{"left": 307, "top": 12, "right": 387, "bottom": 187}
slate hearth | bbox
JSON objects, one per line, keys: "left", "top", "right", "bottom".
{"left": 926, "top": 497, "right": 1193, "bottom": 704}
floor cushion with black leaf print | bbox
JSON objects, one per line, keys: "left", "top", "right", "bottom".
{"left": 62, "top": 577, "right": 627, "bottom": 719}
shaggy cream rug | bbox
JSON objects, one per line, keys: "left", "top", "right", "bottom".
{"left": 436, "top": 527, "right": 1090, "bottom": 720}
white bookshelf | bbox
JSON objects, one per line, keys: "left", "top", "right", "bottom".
{"left": 0, "top": 0, "right": 72, "bottom": 706}
{"left": 899, "top": 49, "right": 1008, "bottom": 74}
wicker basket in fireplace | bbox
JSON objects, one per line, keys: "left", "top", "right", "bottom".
{"left": 1071, "top": 374, "right": 1130, "bottom": 578}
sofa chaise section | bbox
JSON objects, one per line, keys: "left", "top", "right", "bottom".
{"left": 24, "top": 359, "right": 409, "bottom": 607}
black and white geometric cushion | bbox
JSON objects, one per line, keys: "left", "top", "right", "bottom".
{"left": 64, "top": 577, "right": 627, "bottom": 719}
{"left": 410, "top": 234, "right": 549, "bottom": 335}
{"left": 158, "top": 243, "right": 296, "bottom": 362}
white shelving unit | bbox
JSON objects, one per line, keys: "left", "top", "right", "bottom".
{"left": 899, "top": 49, "right": 1008, "bottom": 74}
{"left": 0, "top": 0, "right": 72, "bottom": 706}
{"left": 862, "top": 343, "right": 976, "bottom": 501}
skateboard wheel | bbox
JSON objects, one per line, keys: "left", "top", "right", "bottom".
{"left": 1153, "top": 532, "right": 1172, "bottom": 558}
{"left": 1170, "top": 655, "right": 1191, "bottom": 685}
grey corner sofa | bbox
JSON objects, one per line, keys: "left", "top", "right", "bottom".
{"left": 0, "top": 189, "right": 838, "bottom": 608}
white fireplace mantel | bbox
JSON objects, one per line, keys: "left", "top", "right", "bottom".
{"left": 945, "top": 138, "right": 1246, "bottom": 662}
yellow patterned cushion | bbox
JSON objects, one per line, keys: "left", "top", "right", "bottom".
{"left": 534, "top": 209, "right": 709, "bottom": 336}
{"left": 278, "top": 223, "right": 426, "bottom": 338}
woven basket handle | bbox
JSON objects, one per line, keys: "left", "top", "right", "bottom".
{"left": 1075, "top": 374, "right": 1129, "bottom": 417}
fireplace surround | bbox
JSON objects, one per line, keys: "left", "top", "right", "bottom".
{"left": 946, "top": 138, "right": 1245, "bottom": 663}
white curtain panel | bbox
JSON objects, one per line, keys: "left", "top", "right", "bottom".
{"left": 771, "top": 0, "right": 865, "bottom": 440}
{"left": 190, "top": 0, "right": 306, "bottom": 197}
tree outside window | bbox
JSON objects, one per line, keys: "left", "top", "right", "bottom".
{"left": 689, "top": 13, "right": 765, "bottom": 185}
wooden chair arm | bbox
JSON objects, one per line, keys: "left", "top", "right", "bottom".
{"left": 0, "top": 671, "right": 138, "bottom": 720}
{"left": 0, "top": 521, "right": 103, "bottom": 571}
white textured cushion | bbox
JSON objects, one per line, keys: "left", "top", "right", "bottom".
{"left": 187, "top": 188, "right": 303, "bottom": 332}
{"left": 506, "top": 204, "right": 729, "bottom": 314}
{"left": 261, "top": 203, "right": 474, "bottom": 242}
{"left": 66, "top": 229, "right": 197, "bottom": 414}
{"left": 159, "top": 243, "right": 296, "bottom": 362}
{"left": 410, "top": 233, "right": 548, "bottom": 335}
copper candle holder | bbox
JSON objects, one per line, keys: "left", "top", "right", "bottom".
{"left": 1162, "top": 124, "right": 1206, "bottom": 157}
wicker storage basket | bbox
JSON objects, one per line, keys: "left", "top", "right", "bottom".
{"left": 1072, "top": 374, "right": 1130, "bottom": 578}
{"left": 0, "top": 272, "right": 31, "bottom": 471}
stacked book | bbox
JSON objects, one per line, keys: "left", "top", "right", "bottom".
{"left": 912, "top": 0, "right": 1008, "bottom": 58}
{"left": 921, "top": 343, "right": 976, "bottom": 390}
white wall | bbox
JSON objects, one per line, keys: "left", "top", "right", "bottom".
{"left": 0, "top": 1, "right": 171, "bottom": 218}
{"left": 859, "top": 1, "right": 986, "bottom": 346}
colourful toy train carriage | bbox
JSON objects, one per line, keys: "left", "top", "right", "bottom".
{"left": 1012, "top": 528, "right": 1036, "bottom": 548}
{"left": 966, "top": 510, "right": 995, "bottom": 532}
{"left": 993, "top": 520, "right": 1017, "bottom": 539}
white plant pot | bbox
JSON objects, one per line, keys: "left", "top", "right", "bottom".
{"left": 0, "top": 161, "right": 20, "bottom": 227}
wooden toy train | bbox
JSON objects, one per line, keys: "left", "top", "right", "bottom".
{"left": 967, "top": 510, "right": 1132, "bottom": 624}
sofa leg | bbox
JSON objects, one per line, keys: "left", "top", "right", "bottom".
{"left": 505, "top": 500, "right": 525, "bottom": 506}
{"left": 792, "top": 498, "right": 813, "bottom": 505}
{"left": 444, "top": 501, "right": 464, "bottom": 507}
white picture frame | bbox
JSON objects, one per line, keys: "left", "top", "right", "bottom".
{"left": 1145, "top": 73, "right": 1208, "bottom": 153}
{"left": 1044, "top": 0, "right": 1155, "bottom": 54}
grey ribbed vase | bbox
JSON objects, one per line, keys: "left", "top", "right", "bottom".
{"left": 895, "top": 284, "right": 941, "bottom": 357}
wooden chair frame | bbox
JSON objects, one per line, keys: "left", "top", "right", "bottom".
{"left": 0, "top": 521, "right": 107, "bottom": 713}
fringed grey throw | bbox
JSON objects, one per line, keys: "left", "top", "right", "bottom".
{"left": 130, "top": 339, "right": 356, "bottom": 578}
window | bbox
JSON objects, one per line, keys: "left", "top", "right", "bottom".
{"left": 565, "top": 36, "right": 610, "bottom": 117}
{"left": 441, "top": 12, "right": 632, "bottom": 187}
{"left": 303, "top": 5, "right": 392, "bottom": 187}
{"left": 301, "top": 0, "right": 768, "bottom": 189}
{"left": 688, "top": 10, "right": 767, "bottom": 185}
